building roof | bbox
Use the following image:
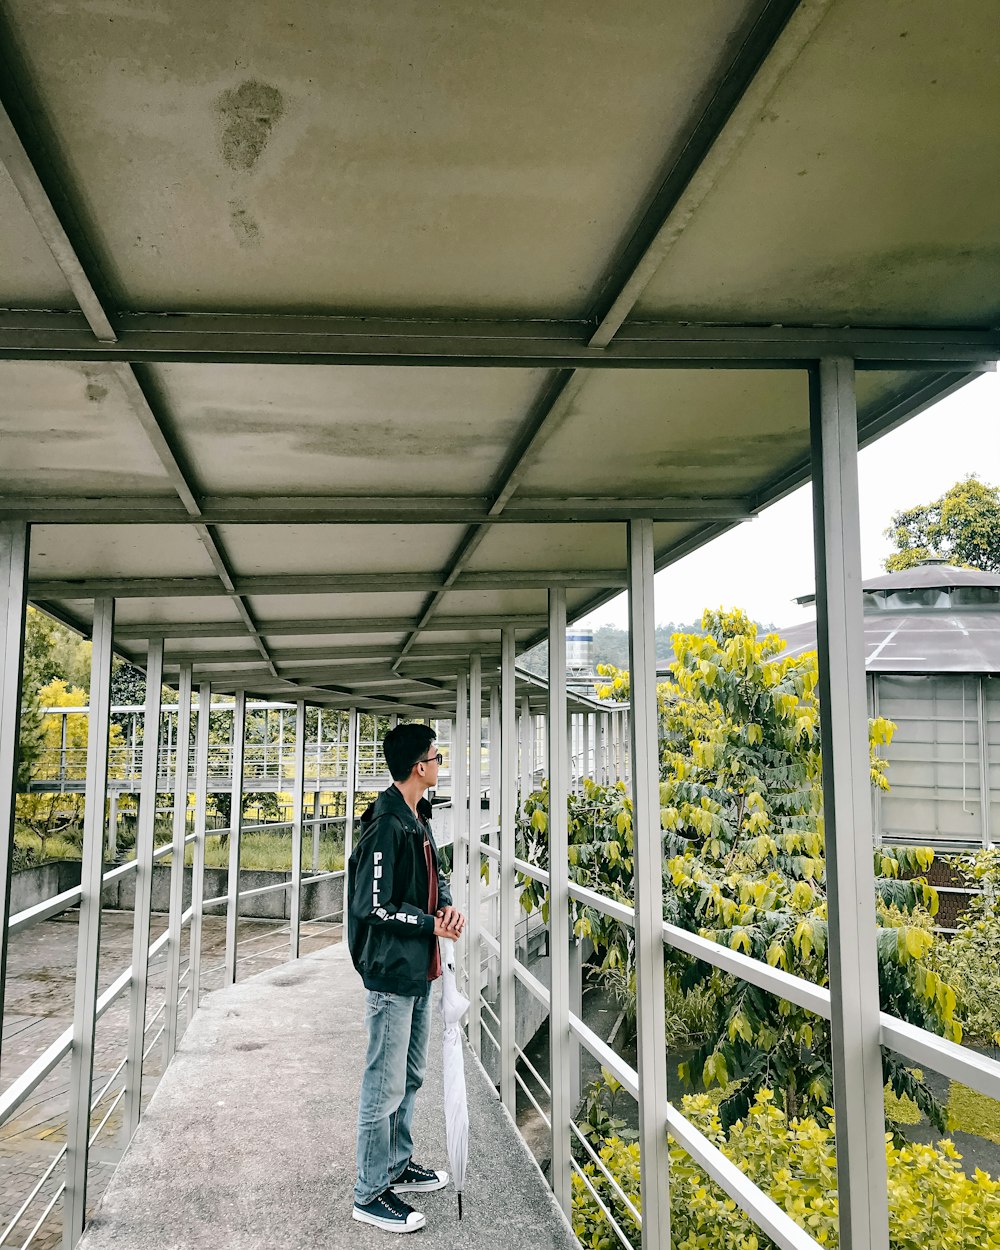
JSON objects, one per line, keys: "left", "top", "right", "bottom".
{"left": 782, "top": 566, "right": 1000, "bottom": 673}
{"left": 3, "top": 1, "right": 999, "bottom": 711}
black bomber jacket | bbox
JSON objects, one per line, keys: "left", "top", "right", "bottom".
{"left": 347, "top": 785, "right": 453, "bottom": 997}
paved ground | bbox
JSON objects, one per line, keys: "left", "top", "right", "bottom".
{"left": 76, "top": 941, "right": 577, "bottom": 1250}
{"left": 1, "top": 910, "right": 341, "bottom": 1250}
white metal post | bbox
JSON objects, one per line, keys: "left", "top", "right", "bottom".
{"left": 978, "top": 676, "right": 992, "bottom": 849}
{"left": 519, "top": 694, "right": 531, "bottom": 806}
{"left": 164, "top": 663, "right": 192, "bottom": 1058}
{"left": 627, "top": 519, "right": 671, "bottom": 1249}
{"left": 224, "top": 690, "right": 246, "bottom": 986}
{"left": 547, "top": 589, "right": 572, "bottom": 1215}
{"left": 107, "top": 791, "right": 119, "bottom": 859}
{"left": 290, "top": 700, "right": 306, "bottom": 958}
{"left": 453, "top": 674, "right": 469, "bottom": 993}
{"left": 582, "top": 712, "right": 591, "bottom": 782}
{"left": 468, "top": 654, "right": 482, "bottom": 1054}
{"left": 598, "top": 713, "right": 609, "bottom": 784}
{"left": 811, "top": 358, "right": 890, "bottom": 1250}
{"left": 489, "top": 681, "right": 501, "bottom": 991}
{"left": 499, "top": 629, "right": 517, "bottom": 1114}
{"left": 0, "top": 521, "right": 29, "bottom": 1051}
{"left": 312, "top": 790, "right": 321, "bottom": 871}
{"left": 64, "top": 598, "right": 115, "bottom": 1248}
{"left": 124, "top": 640, "right": 164, "bottom": 1139}
{"left": 188, "top": 681, "right": 210, "bottom": 1023}
{"left": 344, "top": 706, "right": 358, "bottom": 906}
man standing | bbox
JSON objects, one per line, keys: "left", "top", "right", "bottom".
{"left": 348, "top": 722, "right": 466, "bottom": 1233}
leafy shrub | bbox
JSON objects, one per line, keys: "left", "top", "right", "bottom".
{"left": 572, "top": 1090, "right": 1000, "bottom": 1250}
{"left": 932, "top": 849, "right": 1000, "bottom": 1046}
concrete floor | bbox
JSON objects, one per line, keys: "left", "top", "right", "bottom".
{"left": 78, "top": 942, "right": 578, "bottom": 1250}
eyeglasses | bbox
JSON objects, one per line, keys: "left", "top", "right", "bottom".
{"left": 418, "top": 752, "right": 444, "bottom": 766}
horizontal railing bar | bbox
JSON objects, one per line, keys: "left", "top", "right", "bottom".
{"left": 300, "top": 869, "right": 346, "bottom": 885}
{"left": 0, "top": 1143, "right": 67, "bottom": 1247}
{"left": 102, "top": 859, "right": 139, "bottom": 885}
{"left": 480, "top": 997, "right": 501, "bottom": 1030}
{"left": 570, "top": 1118, "right": 642, "bottom": 1227}
{"left": 880, "top": 1013, "right": 1000, "bottom": 1101}
{"left": 18, "top": 1182, "right": 65, "bottom": 1250}
{"left": 89, "top": 1085, "right": 126, "bottom": 1148}
{"left": 143, "top": 1026, "right": 165, "bottom": 1062}
{"left": 568, "top": 881, "right": 635, "bottom": 928}
{"left": 148, "top": 931, "right": 170, "bottom": 961}
{"left": 91, "top": 1056, "right": 128, "bottom": 1111}
{"left": 480, "top": 1018, "right": 500, "bottom": 1055}
{"left": 513, "top": 856, "right": 549, "bottom": 885}
{"left": 144, "top": 1001, "right": 166, "bottom": 1033}
{"left": 662, "top": 920, "right": 832, "bottom": 1020}
{"left": 513, "top": 956, "right": 550, "bottom": 1008}
{"left": 478, "top": 841, "right": 500, "bottom": 861}
{"left": 8, "top": 886, "right": 83, "bottom": 935}
{"left": 571, "top": 1159, "right": 636, "bottom": 1250}
{"left": 514, "top": 1042, "right": 551, "bottom": 1098}
{"left": 514, "top": 1070, "right": 551, "bottom": 1130}
{"left": 666, "top": 1104, "right": 823, "bottom": 1250}
{"left": 569, "top": 1012, "right": 638, "bottom": 1100}
{"left": 0, "top": 960, "right": 132, "bottom": 1127}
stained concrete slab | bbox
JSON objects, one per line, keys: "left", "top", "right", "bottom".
{"left": 78, "top": 941, "right": 578, "bottom": 1250}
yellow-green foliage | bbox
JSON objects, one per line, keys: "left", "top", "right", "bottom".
{"left": 948, "top": 1083, "right": 1000, "bottom": 1148}
{"left": 572, "top": 1091, "right": 1000, "bottom": 1250}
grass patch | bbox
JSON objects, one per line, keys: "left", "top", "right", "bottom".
{"left": 948, "top": 1082, "right": 1000, "bottom": 1145}
{"left": 885, "top": 1085, "right": 922, "bottom": 1126}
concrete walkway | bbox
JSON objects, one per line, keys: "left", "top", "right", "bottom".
{"left": 79, "top": 942, "right": 578, "bottom": 1250}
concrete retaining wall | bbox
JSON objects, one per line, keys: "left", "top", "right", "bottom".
{"left": 11, "top": 862, "right": 343, "bottom": 923}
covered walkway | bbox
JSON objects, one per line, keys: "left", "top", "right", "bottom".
{"left": 78, "top": 942, "right": 575, "bottom": 1250}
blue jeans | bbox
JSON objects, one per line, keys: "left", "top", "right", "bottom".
{"left": 354, "top": 989, "right": 432, "bottom": 1205}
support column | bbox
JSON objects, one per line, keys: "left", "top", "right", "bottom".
{"left": 107, "top": 791, "right": 119, "bottom": 859}
{"left": 124, "top": 640, "right": 164, "bottom": 1138}
{"left": 164, "top": 663, "right": 192, "bottom": 1058}
{"left": 499, "top": 628, "right": 517, "bottom": 1115}
{"left": 290, "top": 700, "right": 306, "bottom": 958}
{"left": 519, "top": 694, "right": 531, "bottom": 805}
{"left": 978, "top": 676, "right": 992, "bottom": 849}
{"left": 312, "top": 790, "right": 322, "bottom": 871}
{"left": 224, "top": 690, "right": 246, "bottom": 986}
{"left": 811, "top": 358, "right": 890, "bottom": 1250}
{"left": 64, "top": 598, "right": 115, "bottom": 1248}
{"left": 188, "top": 681, "right": 210, "bottom": 1023}
{"left": 598, "top": 714, "right": 609, "bottom": 785}
{"left": 628, "top": 520, "right": 671, "bottom": 1249}
{"left": 468, "top": 654, "right": 482, "bottom": 1054}
{"left": 344, "top": 707, "right": 358, "bottom": 905}
{"left": 547, "top": 588, "right": 572, "bottom": 1216}
{"left": 0, "top": 522, "right": 29, "bottom": 1058}
{"left": 453, "top": 675, "right": 468, "bottom": 994}
{"left": 489, "top": 681, "right": 500, "bottom": 983}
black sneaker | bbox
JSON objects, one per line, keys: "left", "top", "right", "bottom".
{"left": 352, "top": 1189, "right": 426, "bottom": 1233}
{"left": 390, "top": 1161, "right": 449, "bottom": 1194}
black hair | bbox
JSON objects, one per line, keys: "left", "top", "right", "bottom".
{"left": 383, "top": 722, "right": 436, "bottom": 782}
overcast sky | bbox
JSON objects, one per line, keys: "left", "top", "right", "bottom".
{"left": 581, "top": 370, "right": 1000, "bottom": 634}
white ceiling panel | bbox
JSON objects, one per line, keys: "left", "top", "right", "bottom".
{"left": 155, "top": 364, "right": 544, "bottom": 496}
{"left": 215, "top": 524, "right": 466, "bottom": 577}
{"left": 4, "top": 0, "right": 760, "bottom": 314}
{"left": 29, "top": 524, "right": 215, "bottom": 579}
{"left": 518, "top": 370, "right": 810, "bottom": 499}
{"left": 633, "top": 0, "right": 1000, "bottom": 327}
{"left": 0, "top": 362, "right": 176, "bottom": 495}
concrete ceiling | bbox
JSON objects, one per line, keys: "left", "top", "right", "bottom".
{"left": 1, "top": 0, "right": 997, "bottom": 712}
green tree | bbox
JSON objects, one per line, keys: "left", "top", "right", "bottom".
{"left": 884, "top": 475, "right": 1000, "bottom": 572}
{"left": 519, "top": 609, "right": 959, "bottom": 1133}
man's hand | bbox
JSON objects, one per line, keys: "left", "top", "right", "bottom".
{"left": 434, "top": 906, "right": 466, "bottom": 941}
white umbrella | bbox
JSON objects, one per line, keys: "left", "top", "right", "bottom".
{"left": 439, "top": 939, "right": 470, "bottom": 1218}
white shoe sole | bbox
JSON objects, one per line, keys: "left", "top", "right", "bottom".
{"left": 352, "top": 1207, "right": 426, "bottom": 1233}
{"left": 391, "top": 1172, "right": 449, "bottom": 1194}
